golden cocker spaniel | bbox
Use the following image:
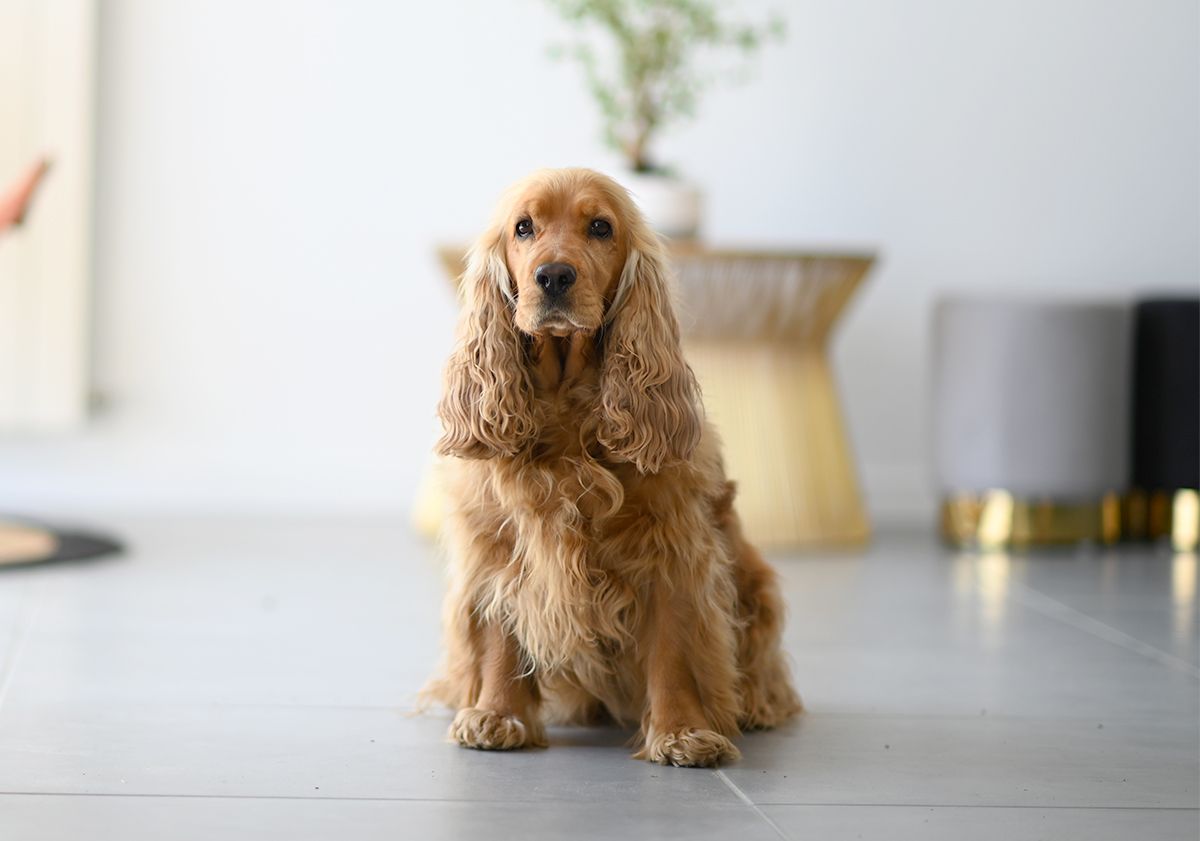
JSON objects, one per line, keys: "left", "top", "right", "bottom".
{"left": 425, "top": 168, "right": 801, "bottom": 767}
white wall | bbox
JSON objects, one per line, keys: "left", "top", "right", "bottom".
{"left": 0, "top": 0, "right": 1196, "bottom": 523}
{"left": 0, "top": 0, "right": 95, "bottom": 429}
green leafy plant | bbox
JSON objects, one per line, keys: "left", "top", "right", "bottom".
{"left": 547, "top": 0, "right": 784, "bottom": 174}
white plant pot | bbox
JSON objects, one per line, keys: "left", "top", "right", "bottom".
{"left": 619, "top": 172, "right": 703, "bottom": 240}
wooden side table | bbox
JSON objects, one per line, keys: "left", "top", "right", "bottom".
{"left": 417, "top": 245, "right": 874, "bottom": 549}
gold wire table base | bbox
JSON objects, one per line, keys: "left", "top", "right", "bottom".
{"left": 685, "top": 342, "right": 869, "bottom": 548}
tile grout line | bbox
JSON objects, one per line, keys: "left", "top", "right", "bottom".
{"left": 0, "top": 579, "right": 44, "bottom": 716}
{"left": 744, "top": 801, "right": 1200, "bottom": 812}
{"left": 1007, "top": 580, "right": 1200, "bottom": 679}
{"left": 714, "top": 768, "right": 790, "bottom": 841}
{"left": 1, "top": 791, "right": 1198, "bottom": 811}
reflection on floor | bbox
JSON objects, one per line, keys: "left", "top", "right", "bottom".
{"left": 0, "top": 519, "right": 1196, "bottom": 840}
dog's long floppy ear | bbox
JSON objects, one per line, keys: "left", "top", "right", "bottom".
{"left": 598, "top": 227, "right": 702, "bottom": 473}
{"left": 436, "top": 229, "right": 537, "bottom": 459}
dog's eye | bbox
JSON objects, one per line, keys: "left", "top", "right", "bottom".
{"left": 589, "top": 219, "right": 612, "bottom": 239}
{"left": 515, "top": 219, "right": 534, "bottom": 239}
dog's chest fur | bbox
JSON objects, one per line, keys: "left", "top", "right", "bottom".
{"left": 456, "top": 335, "right": 720, "bottom": 720}
{"left": 480, "top": 366, "right": 653, "bottom": 703}
{"left": 495, "top": 461, "right": 649, "bottom": 719}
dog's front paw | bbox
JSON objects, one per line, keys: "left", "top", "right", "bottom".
{"left": 637, "top": 727, "right": 740, "bottom": 768}
{"left": 449, "top": 708, "right": 544, "bottom": 751}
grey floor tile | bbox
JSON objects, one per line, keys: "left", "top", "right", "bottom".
{"left": 1006, "top": 548, "right": 1200, "bottom": 667}
{"left": 721, "top": 713, "right": 1197, "bottom": 808}
{"left": 0, "top": 519, "right": 1196, "bottom": 840}
{"left": 762, "top": 803, "right": 1200, "bottom": 841}
{"left": 0, "top": 700, "right": 736, "bottom": 804}
{"left": 0, "top": 575, "right": 39, "bottom": 705}
{"left": 0, "top": 794, "right": 784, "bottom": 841}
{"left": 775, "top": 548, "right": 1199, "bottom": 720}
{"left": 4, "top": 519, "right": 444, "bottom": 707}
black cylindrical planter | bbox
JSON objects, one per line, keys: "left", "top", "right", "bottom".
{"left": 1128, "top": 297, "right": 1199, "bottom": 549}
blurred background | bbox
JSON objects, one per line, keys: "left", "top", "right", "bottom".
{"left": 0, "top": 0, "right": 1196, "bottom": 530}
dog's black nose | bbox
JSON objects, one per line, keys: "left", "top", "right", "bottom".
{"left": 535, "top": 262, "right": 577, "bottom": 297}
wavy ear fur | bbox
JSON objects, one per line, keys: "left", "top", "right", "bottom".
{"left": 598, "top": 227, "right": 702, "bottom": 473}
{"left": 436, "top": 230, "right": 537, "bottom": 458}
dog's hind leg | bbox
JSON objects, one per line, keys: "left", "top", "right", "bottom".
{"left": 731, "top": 532, "right": 803, "bottom": 730}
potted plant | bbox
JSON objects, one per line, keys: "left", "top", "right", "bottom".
{"left": 547, "top": 0, "right": 783, "bottom": 238}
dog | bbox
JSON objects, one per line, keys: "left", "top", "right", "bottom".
{"left": 424, "top": 168, "right": 801, "bottom": 767}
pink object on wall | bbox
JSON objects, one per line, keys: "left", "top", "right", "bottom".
{"left": 0, "top": 157, "right": 51, "bottom": 234}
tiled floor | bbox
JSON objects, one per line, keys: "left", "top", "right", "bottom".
{"left": 0, "top": 518, "right": 1196, "bottom": 840}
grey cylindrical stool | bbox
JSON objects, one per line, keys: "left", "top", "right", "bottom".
{"left": 933, "top": 297, "right": 1132, "bottom": 547}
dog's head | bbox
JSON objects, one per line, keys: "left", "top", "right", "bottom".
{"left": 437, "top": 168, "right": 701, "bottom": 473}
{"left": 500, "top": 170, "right": 628, "bottom": 336}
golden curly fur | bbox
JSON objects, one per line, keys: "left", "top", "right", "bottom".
{"left": 425, "top": 168, "right": 801, "bottom": 767}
